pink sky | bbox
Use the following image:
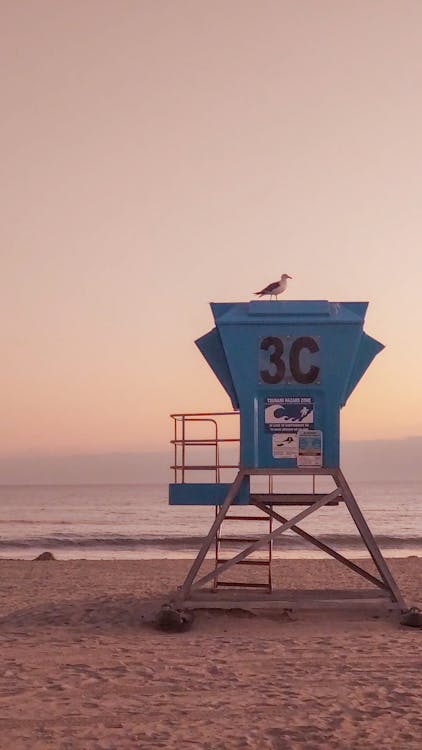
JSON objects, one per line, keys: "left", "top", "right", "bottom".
{"left": 2, "top": 1, "right": 422, "bottom": 457}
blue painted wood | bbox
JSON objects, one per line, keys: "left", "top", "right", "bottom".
{"left": 169, "top": 480, "right": 249, "bottom": 506}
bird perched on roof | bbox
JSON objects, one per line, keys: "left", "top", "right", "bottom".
{"left": 255, "top": 273, "right": 292, "bottom": 299}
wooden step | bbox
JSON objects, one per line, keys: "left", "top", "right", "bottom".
{"left": 214, "top": 581, "right": 271, "bottom": 589}
{"left": 216, "top": 559, "right": 270, "bottom": 566}
{"left": 217, "top": 536, "right": 262, "bottom": 543}
{"left": 225, "top": 515, "right": 270, "bottom": 521}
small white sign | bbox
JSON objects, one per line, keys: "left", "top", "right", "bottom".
{"left": 297, "top": 430, "right": 323, "bottom": 467}
{"left": 272, "top": 433, "right": 298, "bottom": 459}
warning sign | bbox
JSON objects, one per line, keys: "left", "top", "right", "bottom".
{"left": 264, "top": 397, "right": 314, "bottom": 433}
{"left": 272, "top": 433, "right": 298, "bottom": 459}
{"left": 297, "top": 430, "right": 323, "bottom": 467}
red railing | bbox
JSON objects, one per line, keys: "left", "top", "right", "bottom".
{"left": 170, "top": 412, "right": 240, "bottom": 483}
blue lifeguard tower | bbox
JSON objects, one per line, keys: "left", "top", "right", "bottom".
{"left": 169, "top": 300, "right": 405, "bottom": 612}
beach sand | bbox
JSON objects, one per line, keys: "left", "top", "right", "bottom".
{"left": 0, "top": 557, "right": 421, "bottom": 749}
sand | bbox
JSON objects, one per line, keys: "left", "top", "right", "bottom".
{"left": 0, "top": 557, "right": 421, "bottom": 750}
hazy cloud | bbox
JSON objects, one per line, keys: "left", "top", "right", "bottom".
{"left": 1, "top": 437, "right": 421, "bottom": 484}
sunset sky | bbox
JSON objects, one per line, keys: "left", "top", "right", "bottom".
{"left": 2, "top": 0, "right": 422, "bottom": 461}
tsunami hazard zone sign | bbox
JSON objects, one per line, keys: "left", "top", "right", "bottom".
{"left": 264, "top": 397, "right": 314, "bottom": 433}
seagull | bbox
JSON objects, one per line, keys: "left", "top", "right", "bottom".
{"left": 255, "top": 273, "right": 292, "bottom": 299}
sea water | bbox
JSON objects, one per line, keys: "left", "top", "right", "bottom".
{"left": 0, "top": 481, "right": 421, "bottom": 560}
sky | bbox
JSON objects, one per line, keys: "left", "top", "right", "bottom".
{"left": 2, "top": 0, "right": 422, "bottom": 464}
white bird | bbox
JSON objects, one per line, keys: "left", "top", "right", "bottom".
{"left": 255, "top": 273, "right": 292, "bottom": 299}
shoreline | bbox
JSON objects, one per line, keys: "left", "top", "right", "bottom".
{"left": 0, "top": 547, "right": 420, "bottom": 561}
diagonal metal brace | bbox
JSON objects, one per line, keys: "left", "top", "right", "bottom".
{"left": 192, "top": 488, "right": 341, "bottom": 590}
{"left": 255, "top": 502, "right": 387, "bottom": 591}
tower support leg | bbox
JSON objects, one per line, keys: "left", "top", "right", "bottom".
{"left": 334, "top": 469, "right": 406, "bottom": 609}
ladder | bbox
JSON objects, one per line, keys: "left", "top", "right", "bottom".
{"left": 214, "top": 483, "right": 273, "bottom": 593}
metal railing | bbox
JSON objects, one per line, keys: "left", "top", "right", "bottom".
{"left": 170, "top": 412, "right": 240, "bottom": 483}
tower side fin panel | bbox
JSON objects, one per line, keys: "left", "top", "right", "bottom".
{"left": 340, "top": 301, "right": 369, "bottom": 319}
{"left": 342, "top": 333, "right": 385, "bottom": 405}
{"left": 195, "top": 328, "right": 239, "bottom": 410}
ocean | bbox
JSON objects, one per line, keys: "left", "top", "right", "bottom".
{"left": 0, "top": 481, "right": 421, "bottom": 560}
